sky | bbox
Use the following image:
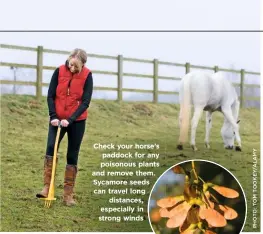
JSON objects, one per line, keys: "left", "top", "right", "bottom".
{"left": 0, "top": 0, "right": 260, "bottom": 70}
{"left": 0, "top": 0, "right": 260, "bottom": 31}
{"left": 0, "top": 0, "right": 261, "bottom": 103}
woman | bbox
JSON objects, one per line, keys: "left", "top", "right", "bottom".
{"left": 36, "top": 48, "right": 93, "bottom": 206}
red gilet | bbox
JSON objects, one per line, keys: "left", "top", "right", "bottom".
{"left": 55, "top": 65, "right": 91, "bottom": 121}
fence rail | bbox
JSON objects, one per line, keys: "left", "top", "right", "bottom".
{"left": 0, "top": 44, "right": 260, "bottom": 108}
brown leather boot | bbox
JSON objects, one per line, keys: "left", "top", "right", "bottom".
{"left": 63, "top": 164, "right": 77, "bottom": 206}
{"left": 36, "top": 155, "right": 53, "bottom": 198}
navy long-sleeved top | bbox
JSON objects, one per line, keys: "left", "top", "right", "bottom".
{"left": 47, "top": 67, "right": 93, "bottom": 124}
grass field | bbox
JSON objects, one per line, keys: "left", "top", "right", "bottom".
{"left": 0, "top": 95, "right": 260, "bottom": 232}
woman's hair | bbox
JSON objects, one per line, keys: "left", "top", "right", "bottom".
{"left": 67, "top": 48, "right": 88, "bottom": 72}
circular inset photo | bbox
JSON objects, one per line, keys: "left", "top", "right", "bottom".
{"left": 148, "top": 160, "right": 247, "bottom": 234}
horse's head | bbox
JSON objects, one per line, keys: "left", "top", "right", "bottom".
{"left": 221, "top": 120, "right": 240, "bottom": 149}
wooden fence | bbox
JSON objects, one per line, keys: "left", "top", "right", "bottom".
{"left": 0, "top": 44, "right": 260, "bottom": 108}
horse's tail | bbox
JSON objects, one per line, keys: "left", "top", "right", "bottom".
{"left": 178, "top": 75, "right": 192, "bottom": 144}
{"left": 233, "top": 98, "right": 240, "bottom": 122}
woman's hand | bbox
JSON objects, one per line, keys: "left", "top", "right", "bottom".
{"left": 50, "top": 119, "right": 60, "bottom": 126}
{"left": 61, "top": 119, "right": 69, "bottom": 127}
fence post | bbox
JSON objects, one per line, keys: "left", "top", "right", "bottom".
{"left": 10, "top": 66, "right": 17, "bottom": 94}
{"left": 153, "top": 59, "right": 158, "bottom": 103}
{"left": 185, "top": 62, "right": 190, "bottom": 74}
{"left": 36, "top": 46, "right": 43, "bottom": 100}
{"left": 214, "top": 66, "right": 219, "bottom": 72}
{"left": 240, "top": 69, "right": 245, "bottom": 108}
{"left": 117, "top": 55, "right": 123, "bottom": 102}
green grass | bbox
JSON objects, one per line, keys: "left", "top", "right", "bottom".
{"left": 0, "top": 95, "right": 260, "bottom": 232}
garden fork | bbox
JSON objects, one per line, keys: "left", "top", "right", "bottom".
{"left": 41, "top": 123, "right": 61, "bottom": 208}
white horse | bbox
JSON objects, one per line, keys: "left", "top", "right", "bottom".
{"left": 177, "top": 71, "right": 241, "bottom": 151}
